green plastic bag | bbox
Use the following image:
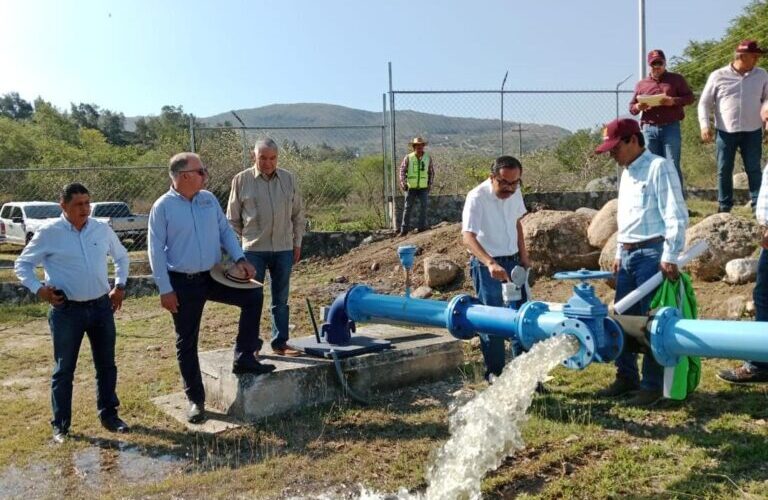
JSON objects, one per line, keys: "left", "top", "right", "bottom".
{"left": 649, "top": 273, "right": 701, "bottom": 400}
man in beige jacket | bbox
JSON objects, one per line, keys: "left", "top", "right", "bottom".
{"left": 227, "top": 138, "right": 305, "bottom": 357}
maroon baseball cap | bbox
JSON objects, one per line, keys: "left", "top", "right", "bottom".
{"left": 736, "top": 39, "right": 765, "bottom": 54}
{"left": 647, "top": 49, "right": 666, "bottom": 64}
{"left": 594, "top": 119, "right": 641, "bottom": 153}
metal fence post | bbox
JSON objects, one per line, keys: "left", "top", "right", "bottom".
{"left": 381, "top": 93, "right": 389, "bottom": 228}
{"left": 388, "top": 62, "right": 398, "bottom": 231}
{"left": 189, "top": 115, "right": 196, "bottom": 153}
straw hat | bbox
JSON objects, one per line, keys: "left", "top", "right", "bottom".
{"left": 409, "top": 137, "right": 428, "bottom": 146}
{"left": 209, "top": 262, "right": 262, "bottom": 290}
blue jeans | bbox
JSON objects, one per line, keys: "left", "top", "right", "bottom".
{"left": 246, "top": 250, "right": 294, "bottom": 349}
{"left": 48, "top": 295, "right": 120, "bottom": 431}
{"left": 644, "top": 122, "right": 683, "bottom": 193}
{"left": 614, "top": 241, "right": 664, "bottom": 390}
{"left": 470, "top": 254, "right": 526, "bottom": 379}
{"left": 401, "top": 188, "right": 429, "bottom": 232}
{"left": 169, "top": 272, "right": 263, "bottom": 404}
{"left": 746, "top": 248, "right": 768, "bottom": 372}
{"left": 715, "top": 128, "right": 763, "bottom": 211}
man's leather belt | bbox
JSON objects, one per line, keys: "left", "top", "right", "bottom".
{"left": 169, "top": 271, "right": 209, "bottom": 279}
{"left": 68, "top": 294, "right": 108, "bottom": 306}
{"left": 621, "top": 236, "right": 664, "bottom": 251}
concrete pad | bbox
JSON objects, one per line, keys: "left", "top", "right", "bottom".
{"left": 152, "top": 392, "right": 242, "bottom": 434}
{"left": 199, "top": 324, "right": 463, "bottom": 421}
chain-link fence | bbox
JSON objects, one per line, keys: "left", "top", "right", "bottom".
{"left": 389, "top": 89, "right": 634, "bottom": 195}
{"left": 193, "top": 124, "right": 390, "bottom": 231}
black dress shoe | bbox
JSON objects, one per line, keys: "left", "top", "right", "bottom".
{"left": 52, "top": 427, "right": 69, "bottom": 444}
{"left": 232, "top": 362, "right": 276, "bottom": 376}
{"left": 101, "top": 415, "right": 130, "bottom": 433}
{"left": 187, "top": 402, "right": 206, "bottom": 424}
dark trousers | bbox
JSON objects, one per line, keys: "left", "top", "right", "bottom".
{"left": 401, "top": 188, "right": 429, "bottom": 231}
{"left": 169, "top": 272, "right": 262, "bottom": 404}
{"left": 746, "top": 248, "right": 768, "bottom": 372}
{"left": 469, "top": 254, "right": 526, "bottom": 379}
{"left": 715, "top": 128, "right": 763, "bottom": 210}
{"left": 48, "top": 295, "right": 119, "bottom": 431}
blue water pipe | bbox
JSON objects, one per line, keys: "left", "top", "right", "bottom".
{"left": 320, "top": 248, "right": 768, "bottom": 369}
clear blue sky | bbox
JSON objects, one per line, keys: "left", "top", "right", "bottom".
{"left": 0, "top": 0, "right": 755, "bottom": 118}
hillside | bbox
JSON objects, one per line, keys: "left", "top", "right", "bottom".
{"left": 128, "top": 102, "right": 572, "bottom": 156}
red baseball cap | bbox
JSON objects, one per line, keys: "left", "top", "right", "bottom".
{"left": 594, "top": 119, "right": 641, "bottom": 153}
{"left": 647, "top": 49, "right": 666, "bottom": 64}
{"left": 736, "top": 39, "right": 765, "bottom": 54}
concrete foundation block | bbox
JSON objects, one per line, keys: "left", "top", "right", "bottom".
{"left": 199, "top": 325, "right": 463, "bottom": 421}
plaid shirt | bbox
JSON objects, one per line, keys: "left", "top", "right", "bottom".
{"left": 757, "top": 163, "right": 768, "bottom": 226}
{"left": 615, "top": 149, "right": 688, "bottom": 264}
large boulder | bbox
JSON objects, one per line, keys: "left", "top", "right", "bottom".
{"left": 522, "top": 210, "right": 599, "bottom": 276}
{"left": 587, "top": 199, "right": 619, "bottom": 249}
{"left": 575, "top": 207, "right": 598, "bottom": 221}
{"left": 685, "top": 213, "right": 761, "bottom": 281}
{"left": 723, "top": 258, "right": 759, "bottom": 285}
{"left": 599, "top": 231, "right": 619, "bottom": 289}
{"left": 733, "top": 172, "right": 749, "bottom": 190}
{"left": 423, "top": 255, "right": 461, "bottom": 287}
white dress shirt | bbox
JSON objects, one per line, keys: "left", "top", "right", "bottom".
{"left": 15, "top": 215, "right": 129, "bottom": 301}
{"left": 698, "top": 64, "right": 768, "bottom": 133}
{"left": 462, "top": 179, "right": 527, "bottom": 257}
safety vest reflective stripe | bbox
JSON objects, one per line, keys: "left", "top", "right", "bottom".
{"left": 406, "top": 152, "right": 430, "bottom": 189}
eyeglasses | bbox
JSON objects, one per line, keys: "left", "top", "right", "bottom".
{"left": 493, "top": 177, "right": 521, "bottom": 188}
{"left": 650, "top": 61, "right": 665, "bottom": 68}
{"left": 180, "top": 168, "right": 209, "bottom": 177}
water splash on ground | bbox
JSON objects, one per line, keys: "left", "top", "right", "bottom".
{"left": 304, "top": 335, "right": 579, "bottom": 500}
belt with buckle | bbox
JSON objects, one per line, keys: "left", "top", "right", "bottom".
{"left": 621, "top": 236, "right": 664, "bottom": 251}
{"left": 68, "top": 294, "right": 108, "bottom": 306}
{"left": 169, "top": 270, "right": 209, "bottom": 280}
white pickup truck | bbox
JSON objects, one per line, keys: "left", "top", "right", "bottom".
{"left": 90, "top": 202, "right": 149, "bottom": 243}
{"left": 0, "top": 201, "right": 62, "bottom": 246}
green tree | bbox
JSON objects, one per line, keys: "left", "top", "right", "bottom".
{"left": 0, "top": 92, "right": 34, "bottom": 120}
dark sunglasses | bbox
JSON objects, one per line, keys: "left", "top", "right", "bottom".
{"left": 180, "top": 168, "right": 209, "bottom": 177}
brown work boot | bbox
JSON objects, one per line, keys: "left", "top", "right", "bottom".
{"left": 624, "top": 388, "right": 663, "bottom": 407}
{"left": 596, "top": 377, "right": 639, "bottom": 398}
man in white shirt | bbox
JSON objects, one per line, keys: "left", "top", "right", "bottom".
{"left": 15, "top": 183, "right": 130, "bottom": 443}
{"left": 461, "top": 156, "right": 530, "bottom": 380}
{"left": 698, "top": 39, "right": 768, "bottom": 213}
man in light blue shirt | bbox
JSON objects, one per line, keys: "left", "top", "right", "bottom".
{"left": 148, "top": 152, "right": 274, "bottom": 424}
{"left": 15, "top": 183, "right": 130, "bottom": 443}
{"left": 594, "top": 118, "right": 688, "bottom": 407}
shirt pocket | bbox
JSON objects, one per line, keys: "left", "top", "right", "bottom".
{"left": 242, "top": 194, "right": 265, "bottom": 231}
{"left": 630, "top": 182, "right": 649, "bottom": 212}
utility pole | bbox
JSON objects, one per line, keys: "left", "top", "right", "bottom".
{"left": 638, "top": 0, "right": 646, "bottom": 83}
{"left": 515, "top": 123, "right": 528, "bottom": 156}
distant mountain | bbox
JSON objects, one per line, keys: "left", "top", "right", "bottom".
{"left": 129, "top": 103, "right": 571, "bottom": 156}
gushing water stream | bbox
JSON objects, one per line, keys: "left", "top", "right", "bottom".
{"left": 311, "top": 335, "right": 579, "bottom": 500}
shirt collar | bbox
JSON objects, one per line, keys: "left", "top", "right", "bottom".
{"left": 628, "top": 149, "right": 652, "bottom": 170}
{"left": 254, "top": 166, "right": 281, "bottom": 180}
{"left": 60, "top": 213, "right": 89, "bottom": 232}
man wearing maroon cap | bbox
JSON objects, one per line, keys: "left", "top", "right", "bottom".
{"left": 594, "top": 118, "right": 688, "bottom": 407}
{"left": 629, "top": 49, "right": 694, "bottom": 194}
{"left": 698, "top": 39, "right": 768, "bottom": 213}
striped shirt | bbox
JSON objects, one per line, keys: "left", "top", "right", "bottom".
{"left": 615, "top": 149, "right": 688, "bottom": 264}
{"left": 757, "top": 163, "right": 768, "bottom": 226}
{"left": 697, "top": 64, "right": 768, "bottom": 133}
{"left": 15, "top": 215, "right": 129, "bottom": 301}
